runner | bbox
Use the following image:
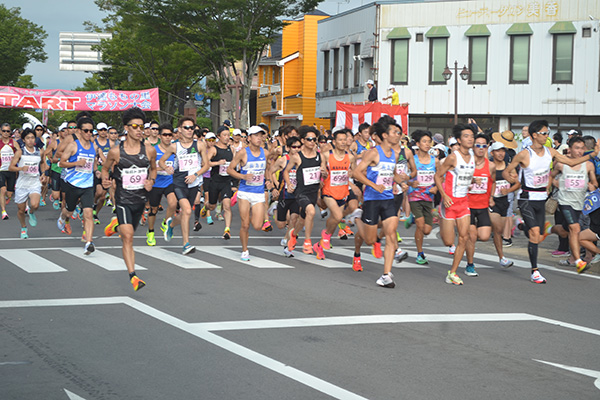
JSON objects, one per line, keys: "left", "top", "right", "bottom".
{"left": 226, "top": 125, "right": 269, "bottom": 261}
{"left": 146, "top": 123, "right": 177, "bottom": 246}
{"left": 47, "top": 123, "right": 69, "bottom": 210}
{"left": 0, "top": 122, "right": 18, "bottom": 220}
{"left": 434, "top": 124, "right": 477, "bottom": 285}
{"left": 57, "top": 116, "right": 97, "bottom": 254}
{"left": 348, "top": 119, "right": 406, "bottom": 288}
{"left": 146, "top": 120, "right": 160, "bottom": 146}
{"left": 206, "top": 125, "right": 234, "bottom": 239}
{"left": 160, "top": 117, "right": 209, "bottom": 254}
{"left": 8, "top": 128, "right": 47, "bottom": 238}
{"left": 503, "top": 120, "right": 599, "bottom": 283}
{"left": 102, "top": 107, "right": 157, "bottom": 291}
{"left": 92, "top": 122, "right": 115, "bottom": 224}
{"left": 489, "top": 141, "right": 519, "bottom": 269}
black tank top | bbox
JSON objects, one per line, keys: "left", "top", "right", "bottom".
{"left": 295, "top": 151, "right": 321, "bottom": 193}
{"left": 113, "top": 141, "right": 150, "bottom": 205}
{"left": 210, "top": 145, "right": 233, "bottom": 183}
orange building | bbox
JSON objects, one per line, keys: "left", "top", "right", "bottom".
{"left": 257, "top": 10, "right": 330, "bottom": 132}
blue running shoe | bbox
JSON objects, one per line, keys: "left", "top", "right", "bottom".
{"left": 465, "top": 264, "right": 478, "bottom": 277}
{"left": 28, "top": 211, "right": 37, "bottom": 227}
{"left": 164, "top": 217, "right": 174, "bottom": 242}
{"left": 207, "top": 215, "right": 214, "bottom": 225}
{"left": 416, "top": 254, "right": 428, "bottom": 265}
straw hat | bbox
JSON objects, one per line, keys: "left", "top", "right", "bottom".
{"left": 491, "top": 130, "right": 517, "bottom": 149}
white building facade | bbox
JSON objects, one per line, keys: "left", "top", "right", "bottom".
{"left": 316, "top": 0, "right": 600, "bottom": 138}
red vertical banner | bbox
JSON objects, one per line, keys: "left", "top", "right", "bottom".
{"left": 335, "top": 102, "right": 409, "bottom": 134}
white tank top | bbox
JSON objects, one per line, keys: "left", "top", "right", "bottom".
{"left": 519, "top": 147, "right": 551, "bottom": 201}
{"left": 557, "top": 163, "right": 588, "bottom": 210}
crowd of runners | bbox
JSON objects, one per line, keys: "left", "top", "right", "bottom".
{"left": 1, "top": 107, "right": 599, "bottom": 291}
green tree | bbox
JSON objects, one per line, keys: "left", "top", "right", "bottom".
{"left": 0, "top": 5, "right": 47, "bottom": 86}
{"left": 95, "top": 0, "right": 319, "bottom": 128}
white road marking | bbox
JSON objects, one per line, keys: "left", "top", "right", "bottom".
{"left": 61, "top": 249, "right": 147, "bottom": 271}
{"left": 0, "top": 249, "right": 67, "bottom": 273}
{"left": 64, "top": 388, "right": 88, "bottom": 399}
{"left": 326, "top": 246, "right": 431, "bottom": 269}
{"left": 201, "top": 246, "right": 293, "bottom": 268}
{"left": 534, "top": 360, "right": 600, "bottom": 391}
{"left": 258, "top": 246, "right": 349, "bottom": 268}
{"left": 142, "top": 247, "right": 221, "bottom": 269}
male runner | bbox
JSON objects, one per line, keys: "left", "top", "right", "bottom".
{"left": 0, "top": 122, "right": 17, "bottom": 220}
{"left": 206, "top": 125, "right": 235, "bottom": 239}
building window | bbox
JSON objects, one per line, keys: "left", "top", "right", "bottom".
{"left": 333, "top": 48, "right": 340, "bottom": 90}
{"left": 509, "top": 35, "right": 530, "bottom": 84}
{"left": 323, "top": 50, "right": 329, "bottom": 91}
{"left": 354, "top": 43, "right": 360, "bottom": 87}
{"left": 391, "top": 39, "right": 409, "bottom": 85}
{"left": 416, "top": 33, "right": 424, "bottom": 42}
{"left": 262, "top": 69, "right": 266, "bottom": 85}
{"left": 429, "top": 38, "right": 447, "bottom": 84}
{"left": 343, "top": 46, "right": 350, "bottom": 89}
{"left": 553, "top": 33, "right": 574, "bottom": 83}
{"left": 468, "top": 36, "right": 488, "bottom": 84}
{"left": 583, "top": 27, "right": 592, "bottom": 38}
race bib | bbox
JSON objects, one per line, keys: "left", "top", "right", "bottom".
{"left": 417, "top": 170, "right": 435, "bottom": 187}
{"left": 469, "top": 176, "right": 488, "bottom": 194}
{"left": 532, "top": 169, "right": 550, "bottom": 188}
{"left": 564, "top": 173, "right": 586, "bottom": 192}
{"left": 1, "top": 152, "right": 13, "bottom": 166}
{"left": 122, "top": 166, "right": 147, "bottom": 190}
{"left": 178, "top": 153, "right": 199, "bottom": 173}
{"left": 75, "top": 156, "right": 94, "bottom": 173}
{"left": 303, "top": 166, "right": 321, "bottom": 186}
{"left": 494, "top": 179, "right": 510, "bottom": 197}
{"left": 219, "top": 162, "right": 230, "bottom": 176}
{"left": 376, "top": 170, "right": 393, "bottom": 191}
{"left": 246, "top": 170, "right": 264, "bottom": 186}
{"left": 288, "top": 170, "right": 297, "bottom": 191}
{"left": 396, "top": 163, "right": 407, "bottom": 175}
{"left": 330, "top": 170, "right": 348, "bottom": 187}
{"left": 22, "top": 161, "right": 39, "bottom": 176}
{"left": 156, "top": 160, "right": 173, "bottom": 176}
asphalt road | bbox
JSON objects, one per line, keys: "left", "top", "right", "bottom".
{"left": 1, "top": 200, "right": 599, "bottom": 400}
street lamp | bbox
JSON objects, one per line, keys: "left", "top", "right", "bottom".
{"left": 442, "top": 61, "right": 470, "bottom": 125}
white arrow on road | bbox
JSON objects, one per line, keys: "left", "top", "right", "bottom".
{"left": 64, "top": 389, "right": 87, "bottom": 400}
{"left": 534, "top": 359, "right": 600, "bottom": 390}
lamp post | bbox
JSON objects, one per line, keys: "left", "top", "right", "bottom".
{"left": 442, "top": 61, "right": 470, "bottom": 125}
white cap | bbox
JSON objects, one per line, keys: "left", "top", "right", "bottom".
{"left": 388, "top": 85, "right": 395, "bottom": 91}
{"left": 567, "top": 129, "right": 578, "bottom": 135}
{"left": 59, "top": 122, "right": 68, "bottom": 131}
{"left": 365, "top": 79, "right": 374, "bottom": 85}
{"left": 144, "top": 122, "right": 150, "bottom": 129}
{"left": 42, "top": 133, "right": 50, "bottom": 140}
{"left": 205, "top": 132, "right": 216, "bottom": 139}
{"left": 273, "top": 130, "right": 280, "bottom": 137}
{"left": 22, "top": 122, "right": 33, "bottom": 130}
{"left": 448, "top": 137, "right": 458, "bottom": 146}
{"left": 490, "top": 142, "right": 506, "bottom": 151}
{"left": 97, "top": 122, "right": 108, "bottom": 130}
{"left": 232, "top": 128, "right": 242, "bottom": 136}
{"left": 248, "top": 126, "right": 264, "bottom": 135}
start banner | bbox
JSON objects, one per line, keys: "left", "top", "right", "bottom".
{"left": 0, "top": 86, "right": 160, "bottom": 112}
{"left": 335, "top": 102, "right": 408, "bottom": 133}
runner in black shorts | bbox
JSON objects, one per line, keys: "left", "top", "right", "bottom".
{"left": 206, "top": 126, "right": 234, "bottom": 239}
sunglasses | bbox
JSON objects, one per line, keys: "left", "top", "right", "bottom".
{"left": 474, "top": 144, "right": 488, "bottom": 148}
{"left": 68, "top": 126, "right": 77, "bottom": 129}
{"left": 81, "top": 129, "right": 94, "bottom": 133}
{"left": 128, "top": 123, "right": 144, "bottom": 130}
{"left": 98, "top": 128, "right": 107, "bottom": 131}
{"left": 304, "top": 137, "right": 317, "bottom": 142}
{"left": 182, "top": 125, "right": 194, "bottom": 130}
{"left": 35, "top": 128, "right": 43, "bottom": 131}
{"left": 241, "top": 136, "right": 247, "bottom": 139}
{"left": 150, "top": 127, "right": 159, "bottom": 131}
{"left": 161, "top": 133, "right": 173, "bottom": 137}
{"left": 290, "top": 145, "right": 301, "bottom": 149}
{"left": 1, "top": 130, "right": 10, "bottom": 133}
{"left": 206, "top": 138, "right": 216, "bottom": 142}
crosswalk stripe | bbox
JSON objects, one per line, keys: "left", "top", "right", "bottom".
{"left": 61, "top": 248, "right": 147, "bottom": 271}
{"left": 326, "top": 246, "right": 430, "bottom": 269}
{"left": 0, "top": 249, "right": 67, "bottom": 273}
{"left": 201, "top": 246, "right": 293, "bottom": 268}
{"left": 258, "top": 246, "right": 349, "bottom": 268}
{"left": 142, "top": 247, "right": 222, "bottom": 269}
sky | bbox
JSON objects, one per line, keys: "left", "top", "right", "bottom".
{"left": 5, "top": 0, "right": 369, "bottom": 90}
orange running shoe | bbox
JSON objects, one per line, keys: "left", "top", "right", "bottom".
{"left": 540, "top": 221, "right": 552, "bottom": 242}
{"left": 64, "top": 222, "right": 72, "bottom": 235}
{"left": 338, "top": 229, "right": 348, "bottom": 240}
{"left": 288, "top": 228, "right": 297, "bottom": 251}
{"left": 320, "top": 229, "right": 332, "bottom": 250}
{"left": 372, "top": 242, "right": 383, "bottom": 258}
{"left": 352, "top": 256, "right": 363, "bottom": 271}
{"left": 313, "top": 242, "right": 325, "bottom": 260}
{"left": 303, "top": 240, "right": 313, "bottom": 254}
{"left": 104, "top": 217, "right": 119, "bottom": 237}
{"left": 131, "top": 275, "right": 146, "bottom": 291}
{"left": 343, "top": 225, "right": 354, "bottom": 236}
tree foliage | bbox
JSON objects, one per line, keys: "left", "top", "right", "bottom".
{"left": 0, "top": 5, "right": 47, "bottom": 86}
{"left": 95, "top": 0, "right": 319, "bottom": 127}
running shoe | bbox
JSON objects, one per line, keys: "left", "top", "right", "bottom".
{"left": 146, "top": 231, "right": 156, "bottom": 246}
{"left": 164, "top": 217, "right": 174, "bottom": 242}
{"left": 446, "top": 271, "right": 464, "bottom": 285}
{"left": 280, "top": 238, "right": 288, "bottom": 247}
{"left": 465, "top": 264, "right": 479, "bottom": 277}
{"left": 84, "top": 242, "right": 95, "bottom": 255}
{"left": 516, "top": 217, "right": 525, "bottom": 231}
{"left": 81, "top": 231, "right": 87, "bottom": 243}
{"left": 160, "top": 219, "right": 168, "bottom": 233}
{"left": 104, "top": 217, "right": 119, "bottom": 237}
{"left": 530, "top": 270, "right": 547, "bottom": 284}
{"left": 28, "top": 211, "right": 37, "bottom": 227}
{"left": 230, "top": 191, "right": 238, "bottom": 207}
{"left": 448, "top": 245, "right": 456, "bottom": 255}
{"left": 140, "top": 209, "right": 148, "bottom": 226}
{"left": 267, "top": 201, "right": 278, "bottom": 217}
{"left": 241, "top": 250, "right": 250, "bottom": 261}
{"left": 40, "top": 199, "right": 46, "bottom": 207}
{"left": 338, "top": 229, "right": 348, "bottom": 240}
{"left": 559, "top": 259, "right": 574, "bottom": 267}
{"left": 415, "top": 254, "right": 428, "bottom": 265}
{"left": 20, "top": 228, "right": 28, "bottom": 239}
{"left": 52, "top": 199, "right": 60, "bottom": 210}
{"left": 223, "top": 227, "right": 231, "bottom": 240}
{"left": 183, "top": 242, "right": 195, "bottom": 255}
{"left": 503, "top": 238, "right": 513, "bottom": 247}
{"left": 320, "top": 229, "right": 332, "bottom": 250}
{"left": 57, "top": 216, "right": 66, "bottom": 232}
{"left": 320, "top": 209, "right": 328, "bottom": 219}
{"left": 131, "top": 275, "right": 146, "bottom": 291}
{"left": 551, "top": 250, "right": 569, "bottom": 258}
{"left": 106, "top": 198, "right": 113, "bottom": 207}
{"left": 64, "top": 222, "right": 72, "bottom": 235}
{"left": 313, "top": 242, "right": 325, "bottom": 260}
{"left": 72, "top": 206, "right": 80, "bottom": 220}
{"left": 207, "top": 215, "right": 214, "bottom": 225}
{"left": 372, "top": 242, "right": 383, "bottom": 259}
{"left": 193, "top": 220, "right": 202, "bottom": 231}
{"left": 376, "top": 273, "right": 395, "bottom": 288}
{"left": 591, "top": 254, "right": 600, "bottom": 264}
{"left": 93, "top": 212, "right": 100, "bottom": 225}
{"left": 394, "top": 249, "right": 408, "bottom": 263}
{"left": 283, "top": 247, "right": 294, "bottom": 258}
{"left": 404, "top": 214, "right": 414, "bottom": 229}
{"left": 2, "top": 211, "right": 8, "bottom": 220}
{"left": 288, "top": 228, "right": 297, "bottom": 251}
{"left": 200, "top": 206, "right": 207, "bottom": 218}
{"left": 216, "top": 213, "right": 224, "bottom": 221}
{"left": 500, "top": 257, "right": 514, "bottom": 269}
{"left": 215, "top": 203, "right": 222, "bottom": 214}
{"left": 261, "top": 220, "right": 272, "bottom": 232}
{"left": 576, "top": 259, "right": 590, "bottom": 274}
{"left": 352, "top": 256, "right": 363, "bottom": 272}
{"left": 303, "top": 240, "right": 313, "bottom": 254}
{"left": 347, "top": 208, "right": 363, "bottom": 226}
{"left": 158, "top": 204, "right": 163, "bottom": 212}
{"left": 343, "top": 225, "right": 354, "bottom": 236}
{"left": 541, "top": 221, "right": 552, "bottom": 242}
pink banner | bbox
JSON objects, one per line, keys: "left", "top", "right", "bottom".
{"left": 0, "top": 86, "right": 160, "bottom": 112}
